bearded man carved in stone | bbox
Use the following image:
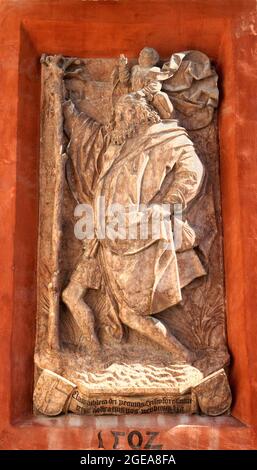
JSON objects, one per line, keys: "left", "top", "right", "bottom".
{"left": 62, "top": 90, "right": 206, "bottom": 363}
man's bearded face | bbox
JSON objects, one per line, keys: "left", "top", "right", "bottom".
{"left": 110, "top": 96, "right": 161, "bottom": 145}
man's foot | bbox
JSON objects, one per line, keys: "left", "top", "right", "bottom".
{"left": 90, "top": 334, "right": 101, "bottom": 354}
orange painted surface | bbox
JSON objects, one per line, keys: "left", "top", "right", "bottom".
{"left": 0, "top": 0, "right": 257, "bottom": 449}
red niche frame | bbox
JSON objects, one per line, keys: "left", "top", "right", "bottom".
{"left": 0, "top": 0, "right": 257, "bottom": 450}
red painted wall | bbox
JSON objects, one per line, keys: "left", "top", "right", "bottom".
{"left": 0, "top": 0, "right": 257, "bottom": 449}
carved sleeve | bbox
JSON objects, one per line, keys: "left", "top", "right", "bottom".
{"left": 62, "top": 99, "right": 106, "bottom": 204}
{"left": 164, "top": 146, "right": 204, "bottom": 208}
{"left": 63, "top": 99, "right": 85, "bottom": 138}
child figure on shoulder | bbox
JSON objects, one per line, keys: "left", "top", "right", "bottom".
{"left": 117, "top": 47, "right": 174, "bottom": 119}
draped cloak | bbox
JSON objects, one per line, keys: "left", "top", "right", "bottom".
{"left": 64, "top": 100, "right": 206, "bottom": 327}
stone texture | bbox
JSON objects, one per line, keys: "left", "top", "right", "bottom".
{"left": 34, "top": 366, "right": 231, "bottom": 416}
{"left": 1, "top": 0, "right": 257, "bottom": 450}
{"left": 193, "top": 369, "right": 232, "bottom": 416}
{"left": 34, "top": 50, "right": 230, "bottom": 417}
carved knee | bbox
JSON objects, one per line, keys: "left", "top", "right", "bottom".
{"left": 62, "top": 283, "right": 80, "bottom": 308}
{"left": 62, "top": 282, "right": 87, "bottom": 312}
{"left": 62, "top": 285, "right": 72, "bottom": 308}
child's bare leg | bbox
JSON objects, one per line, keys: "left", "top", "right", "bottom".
{"left": 153, "top": 91, "right": 174, "bottom": 119}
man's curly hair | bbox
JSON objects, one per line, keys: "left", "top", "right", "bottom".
{"left": 108, "top": 93, "right": 161, "bottom": 145}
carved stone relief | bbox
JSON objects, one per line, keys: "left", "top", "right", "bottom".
{"left": 34, "top": 48, "right": 231, "bottom": 416}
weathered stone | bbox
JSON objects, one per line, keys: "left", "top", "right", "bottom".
{"left": 193, "top": 369, "right": 232, "bottom": 416}
{"left": 33, "top": 369, "right": 76, "bottom": 416}
{"left": 34, "top": 49, "right": 231, "bottom": 417}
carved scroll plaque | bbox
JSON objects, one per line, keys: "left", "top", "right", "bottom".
{"left": 34, "top": 49, "right": 231, "bottom": 417}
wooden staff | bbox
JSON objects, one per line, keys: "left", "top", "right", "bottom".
{"left": 38, "top": 55, "right": 67, "bottom": 350}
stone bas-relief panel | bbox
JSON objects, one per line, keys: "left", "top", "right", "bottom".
{"left": 34, "top": 48, "right": 231, "bottom": 417}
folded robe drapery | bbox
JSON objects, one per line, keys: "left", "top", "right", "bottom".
{"left": 161, "top": 50, "right": 218, "bottom": 130}
{"left": 64, "top": 102, "right": 206, "bottom": 334}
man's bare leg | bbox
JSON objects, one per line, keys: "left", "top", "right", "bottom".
{"left": 62, "top": 281, "right": 100, "bottom": 351}
{"left": 119, "top": 306, "right": 193, "bottom": 362}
